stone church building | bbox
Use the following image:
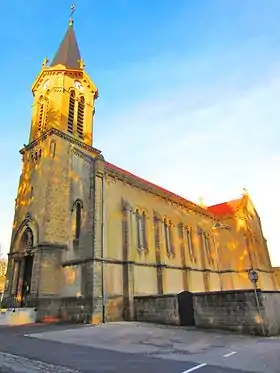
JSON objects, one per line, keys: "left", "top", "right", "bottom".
{"left": 4, "top": 19, "right": 277, "bottom": 323}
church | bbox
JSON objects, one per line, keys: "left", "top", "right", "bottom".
{"left": 3, "top": 17, "right": 277, "bottom": 324}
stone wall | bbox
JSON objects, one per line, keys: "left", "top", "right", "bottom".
{"left": 35, "top": 296, "right": 92, "bottom": 324}
{"left": 193, "top": 290, "right": 280, "bottom": 336}
{"left": 134, "top": 294, "right": 180, "bottom": 325}
{"left": 133, "top": 290, "right": 280, "bottom": 336}
{"left": 261, "top": 291, "right": 280, "bottom": 336}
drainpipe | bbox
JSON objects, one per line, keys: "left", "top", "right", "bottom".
{"left": 101, "top": 174, "right": 106, "bottom": 323}
{"left": 213, "top": 233, "right": 222, "bottom": 291}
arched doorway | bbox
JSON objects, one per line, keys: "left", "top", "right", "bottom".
{"left": 12, "top": 227, "right": 34, "bottom": 307}
{"left": 21, "top": 228, "right": 34, "bottom": 306}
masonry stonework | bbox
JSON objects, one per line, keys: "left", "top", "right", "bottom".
{"left": 134, "top": 294, "right": 180, "bottom": 325}
{"left": 193, "top": 290, "right": 280, "bottom": 336}
{"left": 3, "top": 19, "right": 278, "bottom": 329}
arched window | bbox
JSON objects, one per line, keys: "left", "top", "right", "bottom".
{"left": 141, "top": 211, "right": 147, "bottom": 249}
{"left": 164, "top": 218, "right": 174, "bottom": 255}
{"left": 136, "top": 209, "right": 141, "bottom": 249}
{"left": 135, "top": 209, "right": 148, "bottom": 250}
{"left": 68, "top": 91, "right": 75, "bottom": 133}
{"left": 77, "top": 96, "right": 85, "bottom": 139}
{"left": 203, "top": 232, "right": 213, "bottom": 265}
{"left": 186, "top": 226, "right": 195, "bottom": 262}
{"left": 164, "top": 219, "right": 169, "bottom": 253}
{"left": 71, "top": 199, "right": 83, "bottom": 245}
{"left": 75, "top": 202, "right": 82, "bottom": 240}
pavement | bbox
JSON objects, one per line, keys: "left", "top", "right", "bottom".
{"left": 0, "top": 321, "right": 280, "bottom": 373}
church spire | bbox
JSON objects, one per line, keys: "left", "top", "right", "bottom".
{"left": 50, "top": 4, "right": 81, "bottom": 70}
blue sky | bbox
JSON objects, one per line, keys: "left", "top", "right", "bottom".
{"left": 0, "top": 1, "right": 280, "bottom": 265}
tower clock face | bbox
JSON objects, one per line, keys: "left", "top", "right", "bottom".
{"left": 42, "top": 79, "right": 49, "bottom": 90}
{"left": 74, "top": 80, "right": 83, "bottom": 91}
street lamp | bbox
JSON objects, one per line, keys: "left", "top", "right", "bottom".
{"left": 212, "top": 222, "right": 231, "bottom": 291}
{"left": 248, "top": 269, "right": 265, "bottom": 336}
{"left": 248, "top": 269, "right": 258, "bottom": 284}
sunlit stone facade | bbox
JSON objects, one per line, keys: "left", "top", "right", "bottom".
{"left": 4, "top": 20, "right": 277, "bottom": 323}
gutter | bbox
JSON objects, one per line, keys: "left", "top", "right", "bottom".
{"left": 101, "top": 173, "right": 106, "bottom": 323}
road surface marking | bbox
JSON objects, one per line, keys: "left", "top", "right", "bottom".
{"left": 182, "top": 363, "right": 207, "bottom": 372}
{"left": 223, "top": 351, "right": 237, "bottom": 358}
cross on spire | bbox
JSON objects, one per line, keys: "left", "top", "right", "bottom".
{"left": 69, "top": 4, "right": 76, "bottom": 26}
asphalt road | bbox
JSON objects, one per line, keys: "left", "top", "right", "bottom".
{"left": 0, "top": 324, "right": 266, "bottom": 373}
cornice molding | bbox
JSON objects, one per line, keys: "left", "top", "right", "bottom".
{"left": 70, "top": 146, "right": 93, "bottom": 164}
{"left": 61, "top": 256, "right": 275, "bottom": 275}
{"left": 105, "top": 164, "right": 216, "bottom": 219}
{"left": 20, "top": 127, "right": 101, "bottom": 156}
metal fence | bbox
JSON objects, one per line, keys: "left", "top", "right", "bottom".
{"left": 0, "top": 293, "right": 38, "bottom": 309}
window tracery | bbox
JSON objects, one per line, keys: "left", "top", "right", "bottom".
{"left": 135, "top": 209, "right": 148, "bottom": 251}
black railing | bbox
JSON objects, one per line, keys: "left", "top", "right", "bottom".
{"left": 0, "top": 293, "right": 38, "bottom": 309}
{"left": 0, "top": 295, "right": 21, "bottom": 309}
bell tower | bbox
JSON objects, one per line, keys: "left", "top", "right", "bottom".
{"left": 30, "top": 17, "right": 98, "bottom": 146}
{"left": 4, "top": 10, "right": 101, "bottom": 315}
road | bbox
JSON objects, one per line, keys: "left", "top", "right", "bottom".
{"left": 0, "top": 322, "right": 279, "bottom": 373}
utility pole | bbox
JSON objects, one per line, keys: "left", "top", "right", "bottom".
{"left": 248, "top": 269, "right": 266, "bottom": 336}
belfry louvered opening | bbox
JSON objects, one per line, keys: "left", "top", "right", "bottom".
{"left": 77, "top": 96, "right": 85, "bottom": 139}
{"left": 68, "top": 90, "right": 75, "bottom": 133}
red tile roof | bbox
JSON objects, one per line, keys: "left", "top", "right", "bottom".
{"left": 207, "top": 198, "right": 242, "bottom": 215}
{"left": 105, "top": 162, "right": 199, "bottom": 208}
{"left": 105, "top": 161, "right": 242, "bottom": 216}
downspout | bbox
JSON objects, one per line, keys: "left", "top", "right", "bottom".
{"left": 101, "top": 173, "right": 106, "bottom": 323}
{"left": 213, "top": 233, "right": 222, "bottom": 291}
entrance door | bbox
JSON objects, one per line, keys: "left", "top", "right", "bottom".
{"left": 21, "top": 255, "right": 34, "bottom": 307}
{"left": 178, "top": 291, "right": 195, "bottom": 326}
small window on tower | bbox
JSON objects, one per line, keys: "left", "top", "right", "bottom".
{"left": 75, "top": 202, "right": 82, "bottom": 240}
{"left": 71, "top": 199, "right": 84, "bottom": 250}
{"left": 68, "top": 91, "right": 75, "bottom": 134}
{"left": 37, "top": 96, "right": 44, "bottom": 136}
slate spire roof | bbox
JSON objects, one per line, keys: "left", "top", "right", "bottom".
{"left": 50, "top": 20, "right": 81, "bottom": 69}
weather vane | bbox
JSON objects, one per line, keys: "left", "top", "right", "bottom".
{"left": 242, "top": 185, "right": 249, "bottom": 195}
{"left": 69, "top": 4, "right": 76, "bottom": 25}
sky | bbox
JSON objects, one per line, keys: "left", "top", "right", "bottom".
{"left": 0, "top": 0, "right": 280, "bottom": 265}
